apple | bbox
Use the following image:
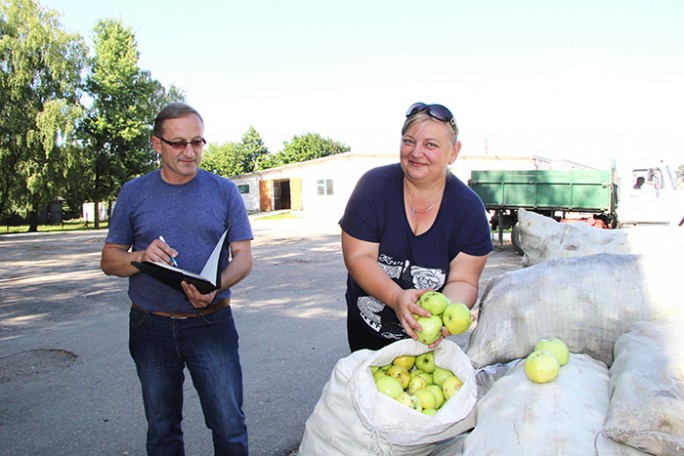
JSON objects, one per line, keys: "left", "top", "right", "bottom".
{"left": 426, "top": 385, "right": 445, "bottom": 409}
{"left": 417, "top": 372, "right": 434, "bottom": 386}
{"left": 414, "top": 388, "right": 437, "bottom": 410}
{"left": 534, "top": 338, "right": 570, "bottom": 366}
{"left": 442, "top": 375, "right": 463, "bottom": 400}
{"left": 407, "top": 375, "right": 428, "bottom": 394}
{"left": 372, "top": 370, "right": 387, "bottom": 382}
{"left": 410, "top": 368, "right": 426, "bottom": 378}
{"left": 415, "top": 351, "right": 436, "bottom": 373}
{"left": 375, "top": 375, "right": 404, "bottom": 398}
{"left": 395, "top": 391, "right": 422, "bottom": 412}
{"left": 524, "top": 349, "right": 560, "bottom": 383}
{"left": 442, "top": 302, "right": 473, "bottom": 335}
{"left": 432, "top": 366, "right": 454, "bottom": 387}
{"left": 418, "top": 291, "right": 449, "bottom": 316}
{"left": 386, "top": 365, "right": 410, "bottom": 389}
{"left": 422, "top": 408, "right": 438, "bottom": 416}
{"left": 392, "top": 355, "right": 416, "bottom": 371}
{"left": 415, "top": 315, "right": 443, "bottom": 345}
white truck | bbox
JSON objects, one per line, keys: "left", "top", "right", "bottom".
{"left": 617, "top": 161, "right": 684, "bottom": 227}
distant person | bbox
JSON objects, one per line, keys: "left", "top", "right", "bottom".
{"left": 100, "top": 103, "right": 253, "bottom": 455}
{"left": 633, "top": 176, "right": 645, "bottom": 189}
{"left": 339, "top": 102, "right": 493, "bottom": 352}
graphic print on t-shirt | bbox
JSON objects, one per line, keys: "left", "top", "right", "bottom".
{"left": 357, "top": 254, "right": 446, "bottom": 339}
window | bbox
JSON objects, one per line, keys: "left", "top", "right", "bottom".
{"left": 237, "top": 184, "right": 249, "bottom": 194}
{"left": 317, "top": 179, "right": 334, "bottom": 196}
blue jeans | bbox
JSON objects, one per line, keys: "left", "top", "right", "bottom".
{"left": 129, "top": 307, "right": 248, "bottom": 456}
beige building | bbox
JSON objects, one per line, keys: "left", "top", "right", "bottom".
{"left": 229, "top": 152, "right": 595, "bottom": 219}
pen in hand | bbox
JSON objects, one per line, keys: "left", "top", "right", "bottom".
{"left": 158, "top": 236, "right": 179, "bottom": 267}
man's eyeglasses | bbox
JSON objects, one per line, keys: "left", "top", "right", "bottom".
{"left": 406, "top": 102, "right": 456, "bottom": 129}
{"left": 158, "top": 137, "right": 207, "bottom": 151}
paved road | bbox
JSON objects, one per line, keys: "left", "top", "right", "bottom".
{"left": 0, "top": 215, "right": 521, "bottom": 455}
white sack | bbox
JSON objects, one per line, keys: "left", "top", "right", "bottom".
{"left": 603, "top": 319, "right": 684, "bottom": 455}
{"left": 517, "top": 207, "right": 684, "bottom": 267}
{"left": 466, "top": 252, "right": 680, "bottom": 368}
{"left": 298, "top": 338, "right": 477, "bottom": 456}
{"left": 462, "top": 354, "right": 645, "bottom": 455}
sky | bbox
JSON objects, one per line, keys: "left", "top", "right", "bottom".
{"left": 39, "top": 0, "right": 684, "bottom": 175}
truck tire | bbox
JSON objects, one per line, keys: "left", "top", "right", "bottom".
{"left": 511, "top": 223, "right": 523, "bottom": 255}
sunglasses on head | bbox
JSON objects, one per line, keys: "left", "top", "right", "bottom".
{"left": 405, "top": 102, "right": 456, "bottom": 129}
{"left": 158, "top": 136, "right": 207, "bottom": 151}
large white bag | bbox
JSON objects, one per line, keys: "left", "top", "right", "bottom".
{"left": 517, "top": 208, "right": 684, "bottom": 267}
{"left": 298, "top": 338, "right": 477, "bottom": 456}
{"left": 461, "top": 354, "right": 646, "bottom": 455}
{"left": 603, "top": 319, "right": 684, "bottom": 455}
{"left": 466, "top": 252, "right": 680, "bottom": 368}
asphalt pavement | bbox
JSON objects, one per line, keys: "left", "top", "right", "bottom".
{"left": 0, "top": 213, "right": 521, "bottom": 456}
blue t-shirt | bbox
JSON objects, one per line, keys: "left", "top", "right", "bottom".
{"left": 339, "top": 163, "right": 493, "bottom": 342}
{"left": 106, "top": 169, "right": 253, "bottom": 313}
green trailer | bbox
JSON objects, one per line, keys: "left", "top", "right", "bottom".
{"left": 468, "top": 169, "right": 620, "bottom": 248}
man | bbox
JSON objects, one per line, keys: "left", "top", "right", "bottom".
{"left": 101, "top": 103, "right": 253, "bottom": 455}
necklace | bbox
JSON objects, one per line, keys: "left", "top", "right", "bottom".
{"left": 405, "top": 183, "right": 441, "bottom": 217}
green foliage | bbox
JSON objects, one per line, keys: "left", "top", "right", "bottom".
{"left": 260, "top": 132, "right": 350, "bottom": 170}
{"left": 0, "top": 0, "right": 87, "bottom": 230}
{"left": 200, "top": 127, "right": 270, "bottom": 177}
{"left": 77, "top": 17, "right": 183, "bottom": 227}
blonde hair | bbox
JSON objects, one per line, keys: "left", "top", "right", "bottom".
{"left": 401, "top": 111, "right": 459, "bottom": 145}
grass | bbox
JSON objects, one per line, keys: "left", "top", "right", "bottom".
{"left": 0, "top": 219, "right": 109, "bottom": 235}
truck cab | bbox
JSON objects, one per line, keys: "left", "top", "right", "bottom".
{"left": 617, "top": 163, "right": 683, "bottom": 227}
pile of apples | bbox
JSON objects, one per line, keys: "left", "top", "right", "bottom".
{"left": 524, "top": 338, "right": 570, "bottom": 383}
{"left": 371, "top": 351, "right": 463, "bottom": 415}
{"left": 414, "top": 291, "right": 473, "bottom": 345}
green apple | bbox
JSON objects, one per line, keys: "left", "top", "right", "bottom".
{"left": 422, "top": 408, "right": 438, "bottom": 416}
{"left": 395, "top": 391, "right": 422, "bottom": 412}
{"left": 432, "top": 366, "right": 454, "bottom": 386}
{"left": 418, "top": 291, "right": 450, "bottom": 316}
{"left": 380, "top": 362, "right": 393, "bottom": 371}
{"left": 375, "top": 375, "right": 404, "bottom": 398}
{"left": 392, "top": 355, "right": 416, "bottom": 371}
{"left": 415, "top": 351, "right": 436, "bottom": 373}
{"left": 417, "top": 372, "right": 434, "bottom": 386}
{"left": 524, "top": 349, "right": 560, "bottom": 383}
{"left": 442, "top": 375, "right": 463, "bottom": 400}
{"left": 415, "top": 315, "right": 443, "bottom": 345}
{"left": 414, "top": 388, "right": 437, "bottom": 410}
{"left": 373, "top": 370, "right": 387, "bottom": 381}
{"left": 426, "top": 384, "right": 445, "bottom": 409}
{"left": 442, "top": 302, "right": 473, "bottom": 335}
{"left": 387, "top": 364, "right": 410, "bottom": 389}
{"left": 407, "top": 375, "right": 428, "bottom": 394}
{"left": 410, "top": 368, "right": 426, "bottom": 378}
{"left": 534, "top": 338, "right": 570, "bottom": 366}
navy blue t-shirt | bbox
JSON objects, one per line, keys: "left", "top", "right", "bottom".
{"left": 339, "top": 163, "right": 493, "bottom": 342}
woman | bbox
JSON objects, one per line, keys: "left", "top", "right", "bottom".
{"left": 339, "top": 102, "right": 493, "bottom": 352}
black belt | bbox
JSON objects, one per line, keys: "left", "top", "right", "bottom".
{"left": 131, "top": 299, "right": 230, "bottom": 319}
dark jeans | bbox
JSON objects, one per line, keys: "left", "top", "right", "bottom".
{"left": 129, "top": 307, "right": 248, "bottom": 456}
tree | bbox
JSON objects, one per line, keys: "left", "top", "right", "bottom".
{"left": 200, "top": 127, "right": 269, "bottom": 177}
{"left": 79, "top": 18, "right": 183, "bottom": 228}
{"left": 200, "top": 141, "right": 241, "bottom": 177}
{"left": 260, "top": 132, "right": 350, "bottom": 170}
{"left": 0, "top": 0, "right": 87, "bottom": 230}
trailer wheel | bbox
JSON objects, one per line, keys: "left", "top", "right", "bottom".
{"left": 511, "top": 223, "right": 523, "bottom": 255}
